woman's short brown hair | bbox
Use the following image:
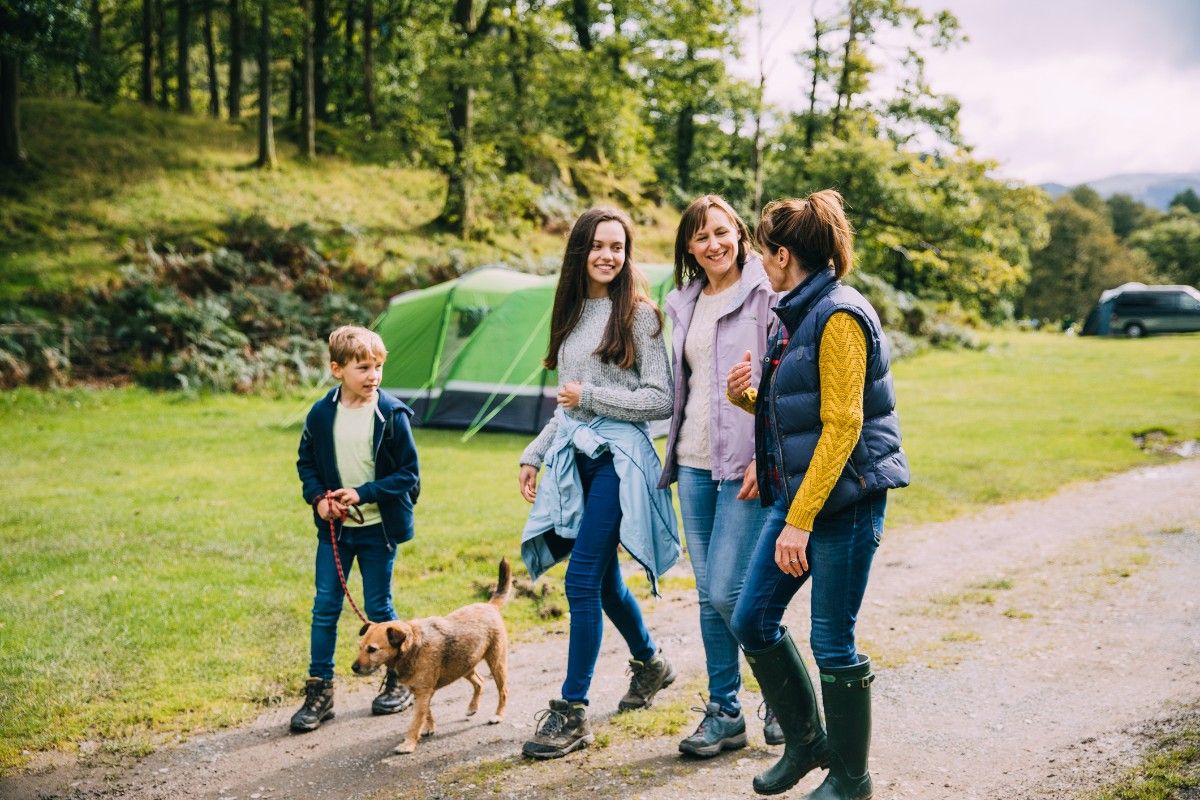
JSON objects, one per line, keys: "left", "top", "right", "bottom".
{"left": 673, "top": 195, "right": 755, "bottom": 289}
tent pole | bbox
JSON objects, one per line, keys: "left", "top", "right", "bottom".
{"left": 425, "top": 288, "right": 456, "bottom": 422}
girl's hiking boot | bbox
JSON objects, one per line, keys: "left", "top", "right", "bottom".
{"left": 289, "top": 677, "right": 335, "bottom": 732}
{"left": 371, "top": 668, "right": 414, "bottom": 715}
{"left": 617, "top": 649, "right": 676, "bottom": 711}
{"left": 522, "top": 699, "right": 593, "bottom": 759}
{"left": 678, "top": 701, "right": 748, "bottom": 758}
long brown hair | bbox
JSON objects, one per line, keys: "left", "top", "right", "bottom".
{"left": 673, "top": 194, "right": 756, "bottom": 289}
{"left": 755, "top": 189, "right": 855, "bottom": 278}
{"left": 544, "top": 207, "right": 662, "bottom": 370}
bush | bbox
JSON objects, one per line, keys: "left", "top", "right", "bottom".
{"left": 1, "top": 216, "right": 384, "bottom": 391}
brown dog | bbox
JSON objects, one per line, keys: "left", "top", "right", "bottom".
{"left": 352, "top": 558, "right": 511, "bottom": 754}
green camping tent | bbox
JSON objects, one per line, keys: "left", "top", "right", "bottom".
{"left": 375, "top": 264, "right": 675, "bottom": 435}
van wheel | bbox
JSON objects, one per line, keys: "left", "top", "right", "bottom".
{"left": 1125, "top": 323, "right": 1145, "bottom": 338}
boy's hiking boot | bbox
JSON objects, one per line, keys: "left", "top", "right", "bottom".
{"left": 617, "top": 649, "right": 676, "bottom": 711}
{"left": 289, "top": 677, "right": 335, "bottom": 732}
{"left": 762, "top": 702, "right": 785, "bottom": 745}
{"left": 678, "top": 701, "right": 748, "bottom": 758}
{"left": 371, "top": 668, "right": 414, "bottom": 715}
{"left": 522, "top": 699, "right": 593, "bottom": 759}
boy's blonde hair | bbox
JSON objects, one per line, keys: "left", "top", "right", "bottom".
{"left": 328, "top": 325, "right": 388, "bottom": 365}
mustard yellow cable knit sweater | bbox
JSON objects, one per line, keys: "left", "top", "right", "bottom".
{"left": 729, "top": 311, "right": 867, "bottom": 530}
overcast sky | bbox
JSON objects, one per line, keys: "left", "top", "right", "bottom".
{"left": 733, "top": 0, "right": 1200, "bottom": 185}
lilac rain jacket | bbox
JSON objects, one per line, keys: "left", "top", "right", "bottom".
{"left": 657, "top": 254, "right": 779, "bottom": 489}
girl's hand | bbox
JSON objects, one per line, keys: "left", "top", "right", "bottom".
{"left": 518, "top": 465, "right": 539, "bottom": 503}
{"left": 736, "top": 459, "right": 759, "bottom": 500}
{"left": 727, "top": 351, "right": 753, "bottom": 398}
{"left": 558, "top": 381, "right": 583, "bottom": 409}
{"left": 775, "top": 524, "right": 810, "bottom": 577}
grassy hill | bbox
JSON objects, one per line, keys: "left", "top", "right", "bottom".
{"left": 0, "top": 97, "right": 678, "bottom": 302}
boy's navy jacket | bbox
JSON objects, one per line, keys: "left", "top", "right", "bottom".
{"left": 297, "top": 386, "right": 420, "bottom": 547}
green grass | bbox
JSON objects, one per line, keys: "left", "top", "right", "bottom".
{"left": 0, "top": 97, "right": 677, "bottom": 301}
{"left": 889, "top": 330, "right": 1200, "bottom": 528}
{"left": 1089, "top": 718, "right": 1200, "bottom": 800}
{"left": 0, "top": 331, "right": 1198, "bottom": 770}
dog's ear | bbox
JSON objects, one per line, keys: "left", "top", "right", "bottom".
{"left": 359, "top": 623, "right": 371, "bottom": 636}
{"left": 386, "top": 624, "right": 407, "bottom": 648}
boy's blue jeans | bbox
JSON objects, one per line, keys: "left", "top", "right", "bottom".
{"left": 677, "top": 465, "right": 770, "bottom": 715}
{"left": 731, "top": 490, "right": 886, "bottom": 670}
{"left": 309, "top": 522, "right": 397, "bottom": 680}
{"left": 561, "top": 451, "right": 657, "bottom": 705}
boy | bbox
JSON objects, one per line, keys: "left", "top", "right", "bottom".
{"left": 291, "top": 325, "right": 421, "bottom": 733}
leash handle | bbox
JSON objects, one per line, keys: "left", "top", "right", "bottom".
{"left": 316, "top": 491, "right": 371, "bottom": 625}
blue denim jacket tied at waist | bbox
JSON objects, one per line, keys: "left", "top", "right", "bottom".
{"left": 521, "top": 409, "right": 681, "bottom": 595}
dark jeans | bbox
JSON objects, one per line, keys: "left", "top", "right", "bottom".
{"left": 309, "top": 522, "right": 397, "bottom": 680}
{"left": 731, "top": 491, "right": 886, "bottom": 669}
{"left": 561, "top": 451, "right": 657, "bottom": 704}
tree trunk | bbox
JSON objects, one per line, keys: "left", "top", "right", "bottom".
{"left": 156, "top": 0, "right": 170, "bottom": 108}
{"left": 227, "top": 0, "right": 242, "bottom": 118}
{"left": 505, "top": 13, "right": 528, "bottom": 170}
{"left": 256, "top": 0, "right": 276, "bottom": 168}
{"left": 0, "top": 55, "right": 25, "bottom": 166}
{"left": 299, "top": 0, "right": 315, "bottom": 158}
{"left": 675, "top": 102, "right": 694, "bottom": 193}
{"left": 313, "top": 0, "right": 329, "bottom": 120}
{"left": 141, "top": 0, "right": 155, "bottom": 103}
{"left": 362, "top": 0, "right": 376, "bottom": 128}
{"left": 436, "top": 0, "right": 490, "bottom": 234}
{"left": 203, "top": 0, "right": 220, "bottom": 117}
{"left": 176, "top": 0, "right": 193, "bottom": 112}
{"left": 751, "top": 0, "right": 765, "bottom": 212}
{"left": 287, "top": 56, "right": 299, "bottom": 121}
{"left": 339, "top": 0, "right": 354, "bottom": 123}
{"left": 569, "top": 0, "right": 593, "bottom": 51}
{"left": 831, "top": 0, "right": 857, "bottom": 138}
{"left": 805, "top": 11, "right": 825, "bottom": 151}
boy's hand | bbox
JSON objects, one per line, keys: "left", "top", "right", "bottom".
{"left": 518, "top": 465, "right": 538, "bottom": 503}
{"left": 316, "top": 497, "right": 347, "bottom": 521}
{"left": 332, "top": 487, "right": 361, "bottom": 506}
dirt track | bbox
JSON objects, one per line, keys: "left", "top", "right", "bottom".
{"left": 6, "top": 460, "right": 1199, "bottom": 800}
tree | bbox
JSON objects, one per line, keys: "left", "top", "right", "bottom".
{"left": 1022, "top": 196, "right": 1154, "bottom": 321}
{"left": 300, "top": 0, "right": 316, "bottom": 158}
{"left": 141, "top": 0, "right": 155, "bottom": 103}
{"left": 202, "top": 0, "right": 220, "bottom": 117}
{"left": 177, "top": 0, "right": 193, "bottom": 111}
{"left": 227, "top": 0, "right": 242, "bottom": 118}
{"left": 435, "top": 0, "right": 492, "bottom": 234}
{"left": 1106, "top": 193, "right": 1160, "bottom": 240}
{"left": 361, "top": 0, "right": 375, "bottom": 127}
{"left": 155, "top": 0, "right": 169, "bottom": 107}
{"left": 255, "top": 0, "right": 276, "bottom": 167}
{"left": 1168, "top": 187, "right": 1200, "bottom": 214}
{"left": 1129, "top": 215, "right": 1200, "bottom": 287}
{"left": 313, "top": 0, "right": 329, "bottom": 119}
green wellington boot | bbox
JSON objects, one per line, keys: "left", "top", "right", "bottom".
{"left": 803, "top": 656, "right": 875, "bottom": 800}
{"left": 744, "top": 630, "right": 830, "bottom": 795}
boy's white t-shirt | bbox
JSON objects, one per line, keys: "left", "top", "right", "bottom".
{"left": 333, "top": 400, "right": 381, "bottom": 527}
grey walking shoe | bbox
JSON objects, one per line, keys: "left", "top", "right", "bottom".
{"left": 761, "top": 701, "right": 785, "bottom": 745}
{"left": 678, "top": 701, "right": 748, "bottom": 758}
{"left": 371, "top": 667, "right": 414, "bottom": 715}
{"left": 522, "top": 699, "right": 594, "bottom": 759}
{"left": 617, "top": 649, "right": 676, "bottom": 712}
{"left": 289, "top": 677, "right": 334, "bottom": 732}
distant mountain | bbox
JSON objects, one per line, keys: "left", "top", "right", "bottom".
{"left": 1040, "top": 172, "right": 1200, "bottom": 210}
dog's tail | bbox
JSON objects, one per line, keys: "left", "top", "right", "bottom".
{"left": 489, "top": 558, "right": 512, "bottom": 608}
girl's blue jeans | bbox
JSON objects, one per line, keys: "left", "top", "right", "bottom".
{"left": 561, "top": 451, "right": 657, "bottom": 704}
{"left": 731, "top": 490, "right": 886, "bottom": 670}
{"left": 677, "top": 465, "right": 770, "bottom": 715}
{"left": 309, "top": 522, "right": 397, "bottom": 680}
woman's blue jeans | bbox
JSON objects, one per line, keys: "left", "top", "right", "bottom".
{"left": 677, "top": 465, "right": 770, "bottom": 715}
{"left": 309, "top": 522, "right": 397, "bottom": 680}
{"left": 561, "top": 451, "right": 657, "bottom": 705}
{"left": 731, "top": 491, "right": 886, "bottom": 670}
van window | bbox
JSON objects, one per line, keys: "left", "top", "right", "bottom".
{"left": 1178, "top": 293, "right": 1200, "bottom": 312}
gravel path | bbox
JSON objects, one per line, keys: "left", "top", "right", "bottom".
{"left": 6, "top": 460, "right": 1199, "bottom": 800}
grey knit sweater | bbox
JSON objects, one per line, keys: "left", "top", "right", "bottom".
{"left": 519, "top": 298, "right": 673, "bottom": 468}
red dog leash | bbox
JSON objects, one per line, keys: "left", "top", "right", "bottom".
{"left": 316, "top": 490, "right": 371, "bottom": 626}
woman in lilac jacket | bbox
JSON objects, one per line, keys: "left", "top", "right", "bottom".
{"left": 659, "top": 194, "right": 780, "bottom": 758}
